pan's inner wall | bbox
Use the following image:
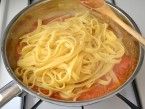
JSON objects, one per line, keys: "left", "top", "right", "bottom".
{"left": 5, "top": 0, "right": 140, "bottom": 102}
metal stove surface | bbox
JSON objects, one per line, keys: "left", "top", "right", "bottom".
{"left": 0, "top": 0, "right": 27, "bottom": 109}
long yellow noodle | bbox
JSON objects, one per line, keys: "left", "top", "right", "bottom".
{"left": 15, "top": 12, "right": 125, "bottom": 100}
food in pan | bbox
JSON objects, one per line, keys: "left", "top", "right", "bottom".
{"left": 15, "top": 12, "right": 136, "bottom": 101}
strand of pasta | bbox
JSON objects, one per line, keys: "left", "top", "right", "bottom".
{"left": 15, "top": 12, "right": 125, "bottom": 100}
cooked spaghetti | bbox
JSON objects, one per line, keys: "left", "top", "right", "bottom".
{"left": 15, "top": 12, "right": 125, "bottom": 100}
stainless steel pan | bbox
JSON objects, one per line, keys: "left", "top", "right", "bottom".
{"left": 0, "top": 0, "right": 144, "bottom": 107}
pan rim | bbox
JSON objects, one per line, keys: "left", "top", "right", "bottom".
{"left": 1, "top": 0, "right": 144, "bottom": 106}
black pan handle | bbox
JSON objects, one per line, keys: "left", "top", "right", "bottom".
{"left": 116, "top": 93, "right": 141, "bottom": 109}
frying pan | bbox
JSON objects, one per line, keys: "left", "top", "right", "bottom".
{"left": 0, "top": 0, "right": 144, "bottom": 107}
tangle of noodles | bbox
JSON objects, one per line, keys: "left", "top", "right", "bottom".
{"left": 15, "top": 12, "right": 125, "bottom": 101}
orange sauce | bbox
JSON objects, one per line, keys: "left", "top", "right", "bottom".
{"left": 29, "top": 54, "right": 135, "bottom": 101}
{"left": 77, "top": 55, "right": 135, "bottom": 100}
{"left": 15, "top": 15, "right": 137, "bottom": 101}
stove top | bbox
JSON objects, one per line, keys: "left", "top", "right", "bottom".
{"left": 0, "top": 0, "right": 27, "bottom": 109}
{"left": 0, "top": 0, "right": 145, "bottom": 109}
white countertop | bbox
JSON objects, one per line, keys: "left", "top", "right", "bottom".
{"left": 0, "top": 0, "right": 28, "bottom": 109}
{"left": 115, "top": 0, "right": 145, "bottom": 108}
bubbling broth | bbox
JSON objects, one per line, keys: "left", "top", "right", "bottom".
{"left": 15, "top": 12, "right": 138, "bottom": 101}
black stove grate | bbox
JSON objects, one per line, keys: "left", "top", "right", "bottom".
{"left": 21, "top": 0, "right": 143, "bottom": 109}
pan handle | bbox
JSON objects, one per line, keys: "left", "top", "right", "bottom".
{"left": 0, "top": 80, "right": 22, "bottom": 108}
